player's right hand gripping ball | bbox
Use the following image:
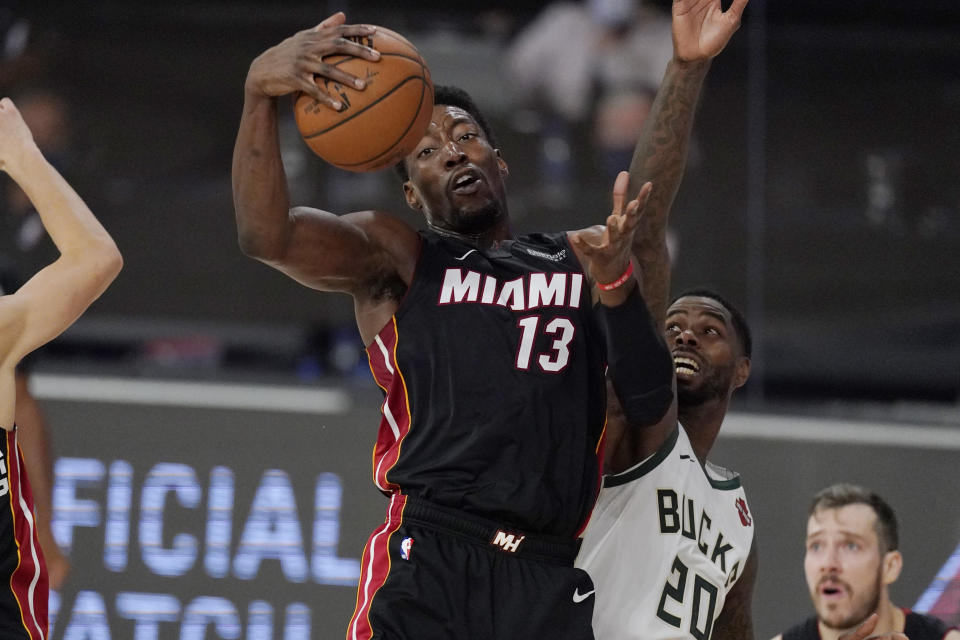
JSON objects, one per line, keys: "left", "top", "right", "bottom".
{"left": 294, "top": 27, "right": 434, "bottom": 173}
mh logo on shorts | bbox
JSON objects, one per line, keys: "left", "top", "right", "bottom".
{"left": 400, "top": 537, "right": 414, "bottom": 560}
{"left": 491, "top": 530, "right": 525, "bottom": 553}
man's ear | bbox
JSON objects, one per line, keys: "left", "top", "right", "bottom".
{"left": 403, "top": 181, "right": 422, "bottom": 212}
{"left": 882, "top": 550, "right": 903, "bottom": 586}
{"left": 733, "top": 356, "right": 751, "bottom": 389}
{"left": 496, "top": 149, "right": 509, "bottom": 179}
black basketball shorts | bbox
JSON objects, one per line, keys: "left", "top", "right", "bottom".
{"left": 347, "top": 494, "right": 596, "bottom": 640}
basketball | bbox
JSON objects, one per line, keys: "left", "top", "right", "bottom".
{"left": 293, "top": 27, "right": 434, "bottom": 173}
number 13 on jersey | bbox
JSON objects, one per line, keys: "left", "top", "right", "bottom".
{"left": 515, "top": 316, "right": 575, "bottom": 372}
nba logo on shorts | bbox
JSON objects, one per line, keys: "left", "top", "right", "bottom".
{"left": 400, "top": 537, "right": 414, "bottom": 560}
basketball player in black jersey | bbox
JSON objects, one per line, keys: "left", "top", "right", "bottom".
{"left": 774, "top": 484, "right": 957, "bottom": 640}
{"left": 0, "top": 97, "right": 122, "bottom": 640}
{"left": 234, "top": 12, "right": 674, "bottom": 640}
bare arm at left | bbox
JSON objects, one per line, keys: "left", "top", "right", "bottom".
{"left": 0, "top": 97, "right": 122, "bottom": 426}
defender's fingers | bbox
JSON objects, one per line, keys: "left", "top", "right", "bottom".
{"left": 611, "top": 171, "right": 630, "bottom": 216}
{"left": 621, "top": 181, "right": 652, "bottom": 224}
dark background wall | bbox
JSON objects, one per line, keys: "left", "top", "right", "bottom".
{"left": 3, "top": 0, "right": 958, "bottom": 407}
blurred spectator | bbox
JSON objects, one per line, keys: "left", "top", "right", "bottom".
{"left": 505, "top": 0, "right": 672, "bottom": 203}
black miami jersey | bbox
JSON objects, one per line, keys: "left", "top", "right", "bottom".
{"left": 0, "top": 427, "right": 48, "bottom": 640}
{"left": 365, "top": 230, "right": 608, "bottom": 538}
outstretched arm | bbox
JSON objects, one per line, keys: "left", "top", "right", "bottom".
{"left": 232, "top": 12, "right": 418, "bottom": 299}
{"left": 570, "top": 174, "right": 674, "bottom": 429}
{"left": 0, "top": 97, "right": 122, "bottom": 425}
{"left": 629, "top": 0, "right": 748, "bottom": 326}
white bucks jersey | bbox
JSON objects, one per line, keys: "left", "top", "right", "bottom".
{"left": 576, "top": 425, "right": 754, "bottom": 640}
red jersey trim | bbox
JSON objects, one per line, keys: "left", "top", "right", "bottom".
{"left": 346, "top": 494, "right": 408, "bottom": 640}
{"left": 365, "top": 318, "right": 414, "bottom": 493}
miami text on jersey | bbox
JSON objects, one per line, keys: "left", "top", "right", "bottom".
{"left": 439, "top": 269, "right": 584, "bottom": 311}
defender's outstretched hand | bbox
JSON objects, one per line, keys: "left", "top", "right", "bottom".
{"left": 245, "top": 12, "right": 380, "bottom": 110}
{"left": 672, "top": 0, "right": 749, "bottom": 62}
{"left": 571, "top": 171, "right": 653, "bottom": 301}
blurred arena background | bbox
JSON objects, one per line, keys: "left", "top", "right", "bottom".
{"left": 2, "top": 0, "right": 958, "bottom": 638}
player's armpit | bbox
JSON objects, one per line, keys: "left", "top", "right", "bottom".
{"left": 712, "top": 540, "right": 758, "bottom": 640}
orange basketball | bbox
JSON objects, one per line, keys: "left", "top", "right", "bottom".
{"left": 293, "top": 27, "right": 433, "bottom": 172}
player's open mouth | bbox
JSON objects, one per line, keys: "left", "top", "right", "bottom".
{"left": 451, "top": 169, "right": 482, "bottom": 195}
{"left": 673, "top": 356, "right": 700, "bottom": 377}
{"left": 819, "top": 581, "right": 848, "bottom": 600}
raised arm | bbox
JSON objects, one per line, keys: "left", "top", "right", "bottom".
{"left": 232, "top": 12, "right": 418, "bottom": 298}
{"left": 628, "top": 0, "right": 748, "bottom": 326}
{"left": 0, "top": 97, "right": 122, "bottom": 425}
{"left": 570, "top": 174, "right": 674, "bottom": 430}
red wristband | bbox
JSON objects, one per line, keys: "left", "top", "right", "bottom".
{"left": 596, "top": 262, "right": 634, "bottom": 291}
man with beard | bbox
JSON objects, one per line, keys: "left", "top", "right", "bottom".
{"left": 232, "top": 11, "right": 677, "bottom": 639}
{"left": 774, "top": 484, "right": 959, "bottom": 640}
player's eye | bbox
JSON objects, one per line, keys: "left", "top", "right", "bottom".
{"left": 844, "top": 542, "right": 860, "bottom": 551}
{"left": 665, "top": 323, "right": 680, "bottom": 333}
{"left": 459, "top": 132, "right": 476, "bottom": 142}
{"left": 417, "top": 147, "right": 434, "bottom": 158}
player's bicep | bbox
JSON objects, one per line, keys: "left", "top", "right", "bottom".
{"left": 712, "top": 542, "right": 758, "bottom": 640}
{"left": 266, "top": 207, "right": 418, "bottom": 295}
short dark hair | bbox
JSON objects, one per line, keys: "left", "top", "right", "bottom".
{"left": 809, "top": 483, "right": 900, "bottom": 553}
{"left": 395, "top": 85, "right": 497, "bottom": 182}
{"left": 671, "top": 288, "right": 752, "bottom": 358}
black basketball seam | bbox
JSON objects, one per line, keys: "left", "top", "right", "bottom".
{"left": 303, "top": 73, "right": 424, "bottom": 140}
{"left": 332, "top": 65, "right": 431, "bottom": 169}
{"left": 328, "top": 51, "right": 423, "bottom": 67}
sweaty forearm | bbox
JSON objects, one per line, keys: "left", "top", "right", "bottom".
{"left": 598, "top": 286, "right": 674, "bottom": 428}
{"left": 232, "top": 91, "right": 295, "bottom": 260}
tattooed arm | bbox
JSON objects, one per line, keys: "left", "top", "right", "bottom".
{"left": 628, "top": 0, "right": 748, "bottom": 326}
{"left": 604, "top": 0, "right": 749, "bottom": 470}
{"left": 628, "top": 57, "right": 709, "bottom": 326}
